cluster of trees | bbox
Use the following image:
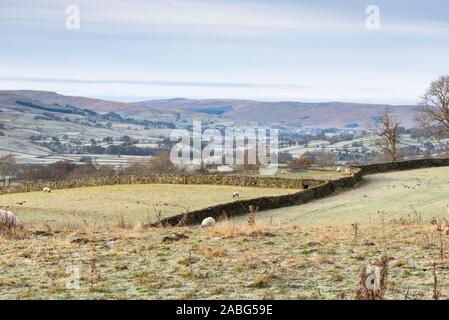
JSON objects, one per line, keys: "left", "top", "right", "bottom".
{"left": 372, "top": 75, "right": 449, "bottom": 162}
{"left": 287, "top": 150, "right": 336, "bottom": 171}
{"left": 121, "top": 151, "right": 179, "bottom": 175}
{"left": 32, "top": 134, "right": 155, "bottom": 156}
{"left": 0, "top": 151, "right": 185, "bottom": 187}
{"left": 0, "top": 154, "right": 17, "bottom": 187}
{"left": 83, "top": 135, "right": 153, "bottom": 156}
{"left": 327, "top": 133, "right": 356, "bottom": 144}
{"left": 313, "top": 150, "right": 336, "bottom": 168}
{"left": 20, "top": 161, "right": 116, "bottom": 183}
{"left": 121, "top": 118, "right": 176, "bottom": 129}
{"left": 82, "top": 144, "right": 155, "bottom": 156}
{"left": 288, "top": 156, "right": 311, "bottom": 171}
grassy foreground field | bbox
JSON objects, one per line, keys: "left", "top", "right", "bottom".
{"left": 2, "top": 166, "right": 449, "bottom": 299}
{"left": 0, "top": 184, "right": 297, "bottom": 228}
{"left": 239, "top": 167, "right": 449, "bottom": 226}
{"left": 0, "top": 221, "right": 448, "bottom": 299}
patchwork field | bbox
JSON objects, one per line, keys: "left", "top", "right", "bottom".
{"left": 0, "top": 184, "right": 298, "bottom": 228}
{"left": 238, "top": 167, "right": 449, "bottom": 226}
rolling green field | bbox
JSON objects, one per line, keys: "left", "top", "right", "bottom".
{"left": 236, "top": 166, "right": 449, "bottom": 226}
{"left": 0, "top": 184, "right": 297, "bottom": 228}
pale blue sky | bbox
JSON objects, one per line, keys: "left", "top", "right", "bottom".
{"left": 0, "top": 0, "right": 448, "bottom": 104}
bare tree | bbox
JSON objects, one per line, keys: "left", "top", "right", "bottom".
{"left": 235, "top": 148, "right": 261, "bottom": 174}
{"left": 417, "top": 75, "right": 449, "bottom": 138}
{"left": 371, "top": 107, "right": 401, "bottom": 162}
{"left": 314, "top": 150, "right": 335, "bottom": 168}
{"left": 150, "top": 151, "right": 179, "bottom": 173}
{"left": 0, "top": 154, "right": 18, "bottom": 187}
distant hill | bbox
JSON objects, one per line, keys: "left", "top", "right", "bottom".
{"left": 0, "top": 90, "right": 159, "bottom": 114}
{"left": 135, "top": 98, "right": 417, "bottom": 129}
{"left": 0, "top": 90, "right": 417, "bottom": 129}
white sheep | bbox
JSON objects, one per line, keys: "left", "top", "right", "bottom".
{"left": 0, "top": 209, "right": 21, "bottom": 228}
{"left": 232, "top": 191, "right": 240, "bottom": 198}
{"left": 201, "top": 217, "right": 216, "bottom": 228}
{"left": 336, "top": 167, "right": 342, "bottom": 172}
{"left": 43, "top": 187, "right": 51, "bottom": 193}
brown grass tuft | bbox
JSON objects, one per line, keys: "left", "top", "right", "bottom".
{"left": 207, "top": 221, "right": 275, "bottom": 238}
{"left": 0, "top": 222, "right": 28, "bottom": 240}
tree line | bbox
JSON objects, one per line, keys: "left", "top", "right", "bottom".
{"left": 0, "top": 151, "right": 180, "bottom": 188}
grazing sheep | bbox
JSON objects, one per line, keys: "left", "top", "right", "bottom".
{"left": 280, "top": 170, "right": 287, "bottom": 175}
{"left": 43, "top": 187, "right": 51, "bottom": 193}
{"left": 201, "top": 217, "right": 216, "bottom": 228}
{"left": 336, "top": 167, "right": 342, "bottom": 172}
{"left": 232, "top": 191, "right": 240, "bottom": 198}
{"left": 0, "top": 209, "right": 21, "bottom": 228}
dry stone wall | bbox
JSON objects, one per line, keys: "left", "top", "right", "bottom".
{"left": 0, "top": 174, "right": 323, "bottom": 195}
{"left": 158, "top": 157, "right": 449, "bottom": 226}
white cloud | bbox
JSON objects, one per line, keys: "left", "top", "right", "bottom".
{"left": 2, "top": 0, "right": 449, "bottom": 37}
